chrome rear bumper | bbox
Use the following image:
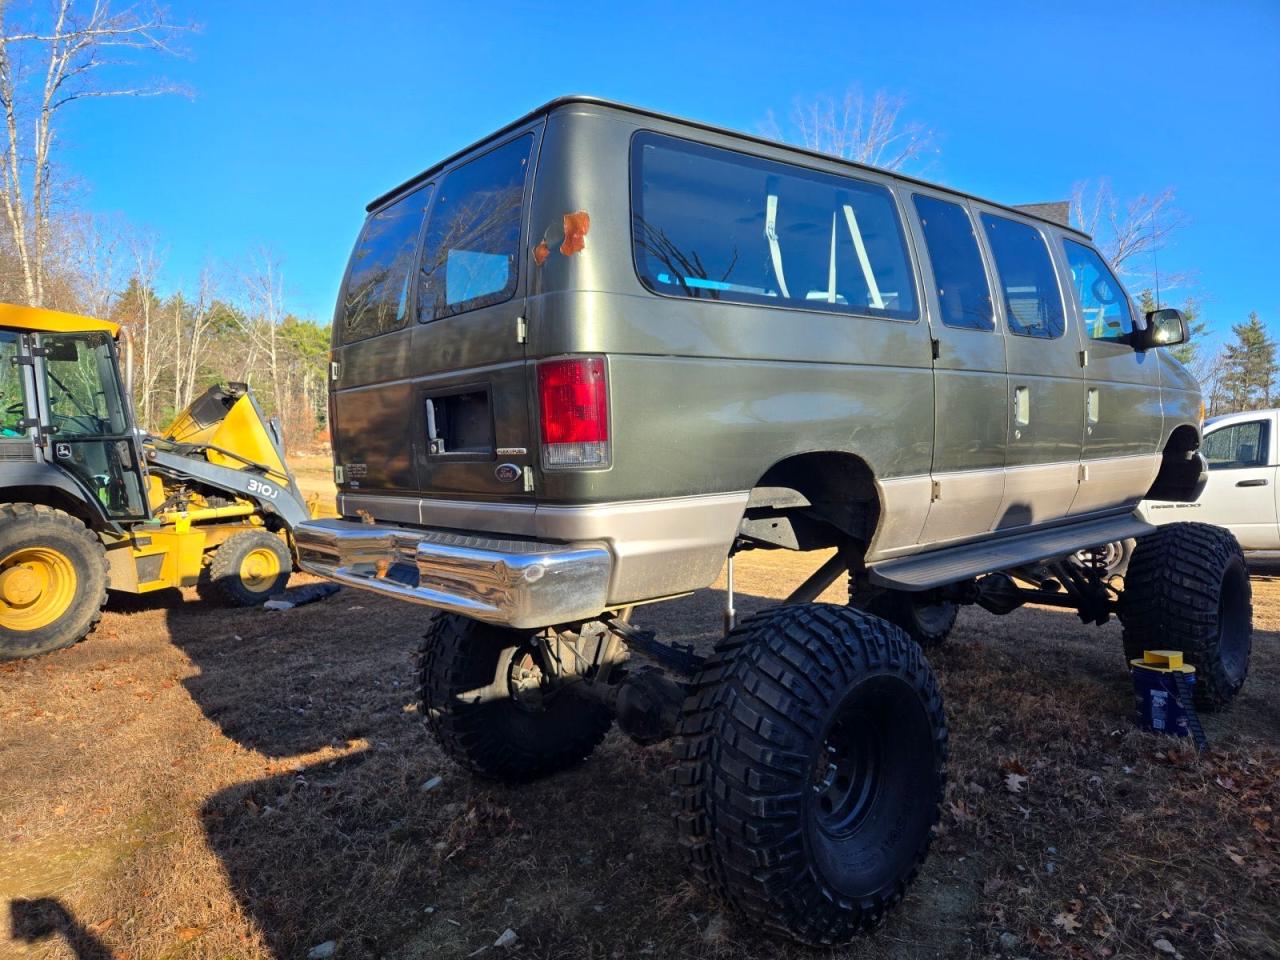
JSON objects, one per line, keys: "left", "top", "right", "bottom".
{"left": 294, "top": 518, "right": 612, "bottom": 629}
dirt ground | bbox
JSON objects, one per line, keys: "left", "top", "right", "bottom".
{"left": 1, "top": 493, "right": 1277, "bottom": 959}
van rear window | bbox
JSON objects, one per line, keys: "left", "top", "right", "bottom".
{"left": 419, "top": 134, "right": 532, "bottom": 321}
{"left": 339, "top": 185, "right": 432, "bottom": 344}
{"left": 630, "top": 133, "right": 917, "bottom": 320}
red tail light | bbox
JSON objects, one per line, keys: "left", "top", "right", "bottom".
{"left": 537, "top": 356, "right": 610, "bottom": 469}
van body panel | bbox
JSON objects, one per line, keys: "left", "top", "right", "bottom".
{"left": 320, "top": 97, "right": 1201, "bottom": 612}
{"left": 972, "top": 204, "right": 1086, "bottom": 528}
{"left": 899, "top": 187, "right": 1009, "bottom": 542}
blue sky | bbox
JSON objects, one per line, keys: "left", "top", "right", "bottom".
{"left": 61, "top": 0, "right": 1278, "bottom": 344}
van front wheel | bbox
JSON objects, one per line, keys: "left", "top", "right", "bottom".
{"left": 1118, "top": 522, "right": 1252, "bottom": 711}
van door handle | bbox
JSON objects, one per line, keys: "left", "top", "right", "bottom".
{"left": 1086, "top": 387, "right": 1099, "bottom": 424}
{"left": 1237, "top": 478, "right": 1268, "bottom": 487}
{"left": 1013, "top": 386, "right": 1030, "bottom": 427}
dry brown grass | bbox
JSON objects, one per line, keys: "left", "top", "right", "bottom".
{"left": 1, "top": 550, "right": 1276, "bottom": 960}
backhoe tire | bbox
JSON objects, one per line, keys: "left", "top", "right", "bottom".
{"left": 418, "top": 613, "right": 613, "bottom": 783}
{"left": 675, "top": 604, "right": 947, "bottom": 945}
{"left": 198, "top": 530, "right": 291, "bottom": 607}
{"left": 1118, "top": 522, "right": 1252, "bottom": 711}
{"left": 850, "top": 581, "right": 958, "bottom": 647}
{"left": 0, "top": 503, "right": 107, "bottom": 660}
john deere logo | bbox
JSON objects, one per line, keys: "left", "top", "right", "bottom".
{"left": 495, "top": 463, "right": 521, "bottom": 483}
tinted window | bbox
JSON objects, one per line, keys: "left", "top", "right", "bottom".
{"left": 981, "top": 214, "right": 1065, "bottom": 339}
{"left": 41, "top": 333, "right": 129, "bottom": 436}
{"left": 0, "top": 332, "right": 24, "bottom": 437}
{"left": 631, "top": 133, "right": 917, "bottom": 320}
{"left": 1203, "top": 420, "right": 1269, "bottom": 470}
{"left": 419, "top": 134, "right": 532, "bottom": 320}
{"left": 912, "top": 195, "right": 993, "bottom": 331}
{"left": 1063, "top": 239, "right": 1133, "bottom": 342}
{"left": 339, "top": 185, "right": 432, "bottom": 344}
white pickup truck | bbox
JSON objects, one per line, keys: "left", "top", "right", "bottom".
{"left": 1141, "top": 408, "right": 1280, "bottom": 549}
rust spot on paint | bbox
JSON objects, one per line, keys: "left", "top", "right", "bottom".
{"left": 533, "top": 240, "right": 550, "bottom": 267}
{"left": 560, "top": 211, "right": 590, "bottom": 256}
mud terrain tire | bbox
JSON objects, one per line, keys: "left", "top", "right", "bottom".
{"left": 1118, "top": 522, "right": 1252, "bottom": 711}
{"left": 418, "top": 613, "right": 613, "bottom": 783}
{"left": 0, "top": 502, "right": 107, "bottom": 660}
{"left": 850, "top": 582, "right": 958, "bottom": 647}
{"left": 675, "top": 604, "right": 947, "bottom": 945}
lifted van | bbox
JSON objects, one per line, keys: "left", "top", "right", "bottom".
{"left": 297, "top": 97, "right": 1248, "bottom": 944}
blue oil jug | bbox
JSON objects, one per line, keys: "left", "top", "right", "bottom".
{"left": 1130, "top": 650, "right": 1197, "bottom": 739}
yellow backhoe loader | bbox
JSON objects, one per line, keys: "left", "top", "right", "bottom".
{"left": 0, "top": 303, "right": 319, "bottom": 659}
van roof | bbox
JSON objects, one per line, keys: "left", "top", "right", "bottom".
{"left": 366, "top": 95, "right": 1092, "bottom": 240}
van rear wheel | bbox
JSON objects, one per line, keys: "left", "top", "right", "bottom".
{"left": 675, "top": 604, "right": 947, "bottom": 945}
{"left": 1118, "top": 522, "right": 1252, "bottom": 711}
{"left": 418, "top": 614, "right": 613, "bottom": 783}
{"left": 850, "top": 581, "right": 958, "bottom": 647}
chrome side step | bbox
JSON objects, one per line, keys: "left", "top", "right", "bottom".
{"left": 868, "top": 512, "right": 1154, "bottom": 591}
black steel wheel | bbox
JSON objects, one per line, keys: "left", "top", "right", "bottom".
{"left": 675, "top": 604, "right": 947, "bottom": 945}
{"left": 418, "top": 613, "right": 613, "bottom": 783}
{"left": 1118, "top": 522, "right": 1252, "bottom": 711}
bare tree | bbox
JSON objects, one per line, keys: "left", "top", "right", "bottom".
{"left": 761, "top": 86, "right": 934, "bottom": 172}
{"left": 52, "top": 209, "right": 128, "bottom": 315}
{"left": 243, "top": 249, "right": 285, "bottom": 431}
{"left": 0, "top": 0, "right": 187, "bottom": 307}
{"left": 1070, "top": 178, "right": 1188, "bottom": 279}
{"left": 124, "top": 231, "right": 164, "bottom": 425}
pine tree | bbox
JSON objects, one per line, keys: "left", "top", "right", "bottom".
{"left": 1219, "top": 312, "right": 1277, "bottom": 412}
{"left": 1137, "top": 290, "right": 1206, "bottom": 367}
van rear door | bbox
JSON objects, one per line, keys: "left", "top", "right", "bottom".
{"left": 331, "top": 129, "right": 540, "bottom": 528}
{"left": 331, "top": 185, "right": 435, "bottom": 515}
{"left": 409, "top": 132, "right": 538, "bottom": 518}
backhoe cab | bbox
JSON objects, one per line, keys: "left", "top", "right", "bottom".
{"left": 0, "top": 303, "right": 314, "bottom": 660}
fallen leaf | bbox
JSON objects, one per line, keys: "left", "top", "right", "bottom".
{"left": 90, "top": 917, "right": 116, "bottom": 933}
{"left": 176, "top": 926, "right": 202, "bottom": 942}
{"left": 1153, "top": 938, "right": 1177, "bottom": 955}
{"left": 1053, "top": 912, "right": 1082, "bottom": 935}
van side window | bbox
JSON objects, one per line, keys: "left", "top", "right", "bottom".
{"left": 980, "top": 214, "right": 1065, "bottom": 339}
{"left": 912, "top": 195, "right": 993, "bottom": 331}
{"left": 419, "top": 134, "right": 532, "bottom": 321}
{"left": 631, "top": 132, "right": 918, "bottom": 320}
{"left": 1062, "top": 239, "right": 1134, "bottom": 342}
{"left": 339, "top": 185, "right": 433, "bottom": 344}
{"left": 1203, "top": 420, "right": 1270, "bottom": 470}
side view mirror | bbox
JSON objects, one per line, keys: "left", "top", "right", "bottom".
{"left": 1131, "top": 308, "right": 1189, "bottom": 350}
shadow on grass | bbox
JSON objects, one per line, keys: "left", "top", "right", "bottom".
{"left": 9, "top": 897, "right": 113, "bottom": 960}
{"left": 172, "top": 579, "right": 1279, "bottom": 959}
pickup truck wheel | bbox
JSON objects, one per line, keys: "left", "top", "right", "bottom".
{"left": 0, "top": 503, "right": 107, "bottom": 660}
{"left": 418, "top": 613, "right": 613, "bottom": 783}
{"left": 849, "top": 582, "right": 957, "bottom": 647}
{"left": 675, "top": 604, "right": 947, "bottom": 945}
{"left": 1118, "top": 522, "right": 1252, "bottom": 711}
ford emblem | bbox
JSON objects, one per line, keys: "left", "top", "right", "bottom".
{"left": 495, "top": 462, "right": 521, "bottom": 483}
